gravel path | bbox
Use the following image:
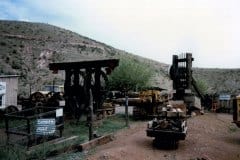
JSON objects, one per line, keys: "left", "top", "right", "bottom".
{"left": 87, "top": 113, "right": 240, "bottom": 160}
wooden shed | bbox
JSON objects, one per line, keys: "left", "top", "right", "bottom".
{"left": 0, "top": 75, "right": 19, "bottom": 111}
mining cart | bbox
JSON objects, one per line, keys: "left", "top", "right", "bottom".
{"left": 146, "top": 103, "right": 187, "bottom": 149}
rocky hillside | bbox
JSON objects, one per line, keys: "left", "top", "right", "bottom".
{"left": 0, "top": 20, "right": 170, "bottom": 95}
{"left": 0, "top": 20, "right": 239, "bottom": 96}
{"left": 193, "top": 68, "right": 240, "bottom": 94}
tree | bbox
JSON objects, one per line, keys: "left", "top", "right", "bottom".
{"left": 194, "top": 79, "right": 208, "bottom": 95}
{"left": 107, "top": 57, "right": 154, "bottom": 91}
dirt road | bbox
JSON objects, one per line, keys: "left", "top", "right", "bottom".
{"left": 87, "top": 113, "right": 240, "bottom": 160}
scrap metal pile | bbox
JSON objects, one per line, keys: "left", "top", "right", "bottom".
{"left": 146, "top": 102, "right": 187, "bottom": 149}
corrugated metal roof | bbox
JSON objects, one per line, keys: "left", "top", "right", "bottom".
{"left": 219, "top": 94, "right": 231, "bottom": 100}
{"left": 0, "top": 75, "right": 20, "bottom": 78}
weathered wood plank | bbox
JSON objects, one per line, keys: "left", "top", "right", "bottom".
{"left": 78, "top": 133, "right": 114, "bottom": 151}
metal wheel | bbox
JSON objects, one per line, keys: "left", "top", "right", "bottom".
{"left": 5, "top": 105, "right": 18, "bottom": 114}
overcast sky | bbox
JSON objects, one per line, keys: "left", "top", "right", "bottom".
{"left": 0, "top": 0, "right": 240, "bottom": 68}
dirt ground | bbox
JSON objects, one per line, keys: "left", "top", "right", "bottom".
{"left": 86, "top": 113, "right": 240, "bottom": 160}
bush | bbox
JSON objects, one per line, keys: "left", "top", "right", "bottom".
{"left": 107, "top": 57, "right": 154, "bottom": 91}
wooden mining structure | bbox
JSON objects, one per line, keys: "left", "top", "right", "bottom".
{"left": 49, "top": 59, "right": 119, "bottom": 140}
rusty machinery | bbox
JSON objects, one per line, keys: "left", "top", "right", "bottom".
{"left": 132, "top": 87, "right": 168, "bottom": 119}
{"left": 146, "top": 53, "right": 203, "bottom": 149}
{"left": 29, "top": 90, "right": 65, "bottom": 108}
{"left": 49, "top": 59, "right": 119, "bottom": 121}
{"left": 169, "top": 53, "right": 203, "bottom": 112}
{"left": 112, "top": 87, "right": 168, "bottom": 119}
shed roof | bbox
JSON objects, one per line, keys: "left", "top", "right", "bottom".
{"left": 49, "top": 59, "right": 119, "bottom": 70}
{"left": 0, "top": 75, "right": 20, "bottom": 78}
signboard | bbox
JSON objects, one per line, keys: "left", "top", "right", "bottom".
{"left": 0, "top": 82, "right": 6, "bottom": 94}
{"left": 219, "top": 95, "right": 231, "bottom": 101}
{"left": 56, "top": 108, "right": 63, "bottom": 117}
{"left": 59, "top": 100, "right": 65, "bottom": 107}
{"left": 36, "top": 119, "right": 56, "bottom": 136}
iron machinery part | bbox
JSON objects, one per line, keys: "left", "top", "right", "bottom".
{"left": 30, "top": 91, "right": 48, "bottom": 104}
{"left": 5, "top": 105, "right": 19, "bottom": 114}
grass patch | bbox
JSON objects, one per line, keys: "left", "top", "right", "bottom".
{"left": 97, "top": 114, "right": 129, "bottom": 135}
{"left": 0, "top": 145, "right": 27, "bottom": 160}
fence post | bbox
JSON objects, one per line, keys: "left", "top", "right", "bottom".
{"left": 125, "top": 92, "right": 129, "bottom": 128}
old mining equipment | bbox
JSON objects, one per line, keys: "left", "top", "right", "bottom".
{"left": 112, "top": 87, "right": 168, "bottom": 119}
{"left": 132, "top": 87, "right": 168, "bottom": 119}
{"left": 29, "top": 85, "right": 65, "bottom": 108}
{"left": 49, "top": 59, "right": 119, "bottom": 121}
{"left": 147, "top": 53, "right": 202, "bottom": 148}
{"left": 146, "top": 104, "right": 187, "bottom": 149}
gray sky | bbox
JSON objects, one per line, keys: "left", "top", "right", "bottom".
{"left": 1, "top": 0, "right": 240, "bottom": 68}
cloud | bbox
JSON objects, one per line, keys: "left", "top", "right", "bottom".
{"left": 0, "top": 0, "right": 240, "bottom": 68}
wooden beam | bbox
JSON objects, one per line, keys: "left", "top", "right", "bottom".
{"left": 78, "top": 133, "right": 114, "bottom": 151}
{"left": 49, "top": 59, "right": 119, "bottom": 70}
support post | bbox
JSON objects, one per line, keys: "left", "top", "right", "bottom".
{"left": 27, "top": 119, "right": 31, "bottom": 147}
{"left": 88, "top": 89, "right": 94, "bottom": 141}
{"left": 5, "top": 116, "right": 9, "bottom": 145}
{"left": 186, "top": 53, "right": 193, "bottom": 89}
{"left": 125, "top": 92, "right": 129, "bottom": 128}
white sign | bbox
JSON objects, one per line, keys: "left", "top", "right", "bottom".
{"left": 219, "top": 95, "right": 231, "bottom": 100}
{"left": 56, "top": 108, "right": 63, "bottom": 117}
{"left": 0, "top": 82, "right": 6, "bottom": 94}
{"left": 59, "top": 100, "right": 65, "bottom": 107}
{"left": 36, "top": 119, "right": 56, "bottom": 135}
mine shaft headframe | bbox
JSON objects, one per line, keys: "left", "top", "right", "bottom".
{"left": 49, "top": 59, "right": 119, "bottom": 118}
{"left": 169, "top": 53, "right": 194, "bottom": 90}
{"left": 49, "top": 58, "right": 119, "bottom": 95}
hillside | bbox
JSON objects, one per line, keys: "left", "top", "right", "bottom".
{"left": 0, "top": 20, "right": 239, "bottom": 96}
{"left": 0, "top": 20, "right": 171, "bottom": 95}
{"left": 193, "top": 68, "right": 240, "bottom": 94}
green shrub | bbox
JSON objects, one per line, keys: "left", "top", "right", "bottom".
{"left": 108, "top": 57, "right": 154, "bottom": 91}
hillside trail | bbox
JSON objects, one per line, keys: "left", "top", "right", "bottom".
{"left": 86, "top": 113, "right": 240, "bottom": 160}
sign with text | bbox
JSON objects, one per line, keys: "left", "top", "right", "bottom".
{"left": 56, "top": 108, "right": 63, "bottom": 117}
{"left": 219, "top": 95, "right": 231, "bottom": 101}
{"left": 36, "top": 118, "right": 56, "bottom": 136}
{"left": 0, "top": 82, "right": 6, "bottom": 94}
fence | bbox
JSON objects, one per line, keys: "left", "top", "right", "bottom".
{"left": 4, "top": 106, "right": 64, "bottom": 147}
